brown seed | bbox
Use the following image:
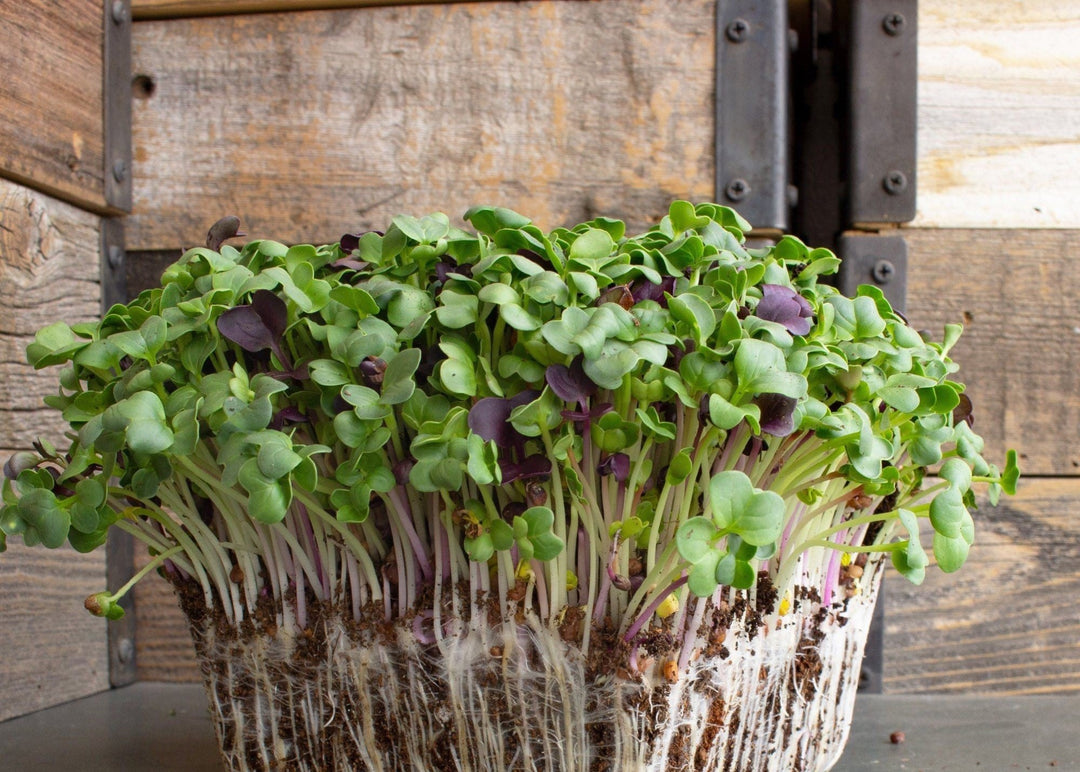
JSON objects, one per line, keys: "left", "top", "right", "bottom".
{"left": 711, "top": 629, "right": 727, "bottom": 647}
{"left": 628, "top": 557, "right": 644, "bottom": 576}
{"left": 526, "top": 481, "right": 547, "bottom": 507}
{"left": 663, "top": 660, "right": 679, "bottom": 683}
{"left": 889, "top": 731, "right": 905, "bottom": 744}
{"left": 847, "top": 564, "right": 864, "bottom": 579}
{"left": 489, "top": 645, "right": 503, "bottom": 658}
{"left": 229, "top": 565, "right": 244, "bottom": 584}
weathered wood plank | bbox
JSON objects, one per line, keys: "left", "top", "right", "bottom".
{"left": 0, "top": 546, "right": 110, "bottom": 721}
{"left": 915, "top": 1, "right": 1080, "bottom": 228}
{"left": 134, "top": 0, "right": 464, "bottom": 18}
{"left": 884, "top": 478, "right": 1080, "bottom": 694}
{"left": 128, "top": 0, "right": 716, "bottom": 250}
{"left": 0, "top": 179, "right": 108, "bottom": 720}
{"left": 904, "top": 228, "right": 1080, "bottom": 477}
{"left": 0, "top": 2, "right": 107, "bottom": 211}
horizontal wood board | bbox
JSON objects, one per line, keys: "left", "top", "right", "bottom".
{"left": 0, "top": 179, "right": 108, "bottom": 720}
{"left": 0, "top": 2, "right": 107, "bottom": 211}
{"left": 914, "top": 1, "right": 1080, "bottom": 228}
{"left": 884, "top": 478, "right": 1080, "bottom": 694}
{"left": 133, "top": 0, "right": 460, "bottom": 17}
{"left": 903, "top": 228, "right": 1080, "bottom": 477}
{"left": 127, "top": 0, "right": 716, "bottom": 250}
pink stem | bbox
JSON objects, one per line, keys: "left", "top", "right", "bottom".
{"left": 623, "top": 575, "right": 688, "bottom": 643}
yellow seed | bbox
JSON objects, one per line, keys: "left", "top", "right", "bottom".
{"left": 516, "top": 561, "right": 534, "bottom": 581}
{"left": 840, "top": 552, "right": 852, "bottom": 567}
{"left": 656, "top": 593, "right": 679, "bottom": 619}
{"left": 778, "top": 595, "right": 791, "bottom": 617}
{"left": 566, "top": 570, "right": 579, "bottom": 592}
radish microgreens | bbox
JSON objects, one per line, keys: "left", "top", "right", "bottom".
{"left": 1, "top": 202, "right": 1017, "bottom": 653}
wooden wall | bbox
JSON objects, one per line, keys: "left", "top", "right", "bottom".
{"left": 0, "top": 2, "right": 111, "bottom": 720}
{"left": 114, "top": 0, "right": 1080, "bottom": 694}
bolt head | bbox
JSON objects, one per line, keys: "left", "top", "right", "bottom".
{"left": 883, "top": 170, "right": 908, "bottom": 195}
{"left": 724, "top": 178, "right": 750, "bottom": 203}
{"left": 871, "top": 259, "right": 896, "bottom": 284}
{"left": 116, "top": 637, "right": 135, "bottom": 665}
{"left": 112, "top": 159, "right": 127, "bottom": 183}
{"left": 726, "top": 18, "right": 749, "bottom": 43}
{"left": 108, "top": 245, "right": 124, "bottom": 269}
{"left": 111, "top": 1, "right": 128, "bottom": 25}
{"left": 882, "top": 12, "right": 906, "bottom": 36}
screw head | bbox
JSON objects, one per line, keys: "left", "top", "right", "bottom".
{"left": 871, "top": 259, "right": 896, "bottom": 284}
{"left": 726, "top": 18, "right": 750, "bottom": 43}
{"left": 724, "top": 178, "right": 751, "bottom": 202}
{"left": 111, "top": 1, "right": 128, "bottom": 25}
{"left": 108, "top": 245, "right": 124, "bottom": 269}
{"left": 112, "top": 159, "right": 127, "bottom": 183}
{"left": 882, "top": 12, "right": 906, "bottom": 36}
{"left": 883, "top": 170, "right": 908, "bottom": 195}
{"left": 116, "top": 637, "right": 135, "bottom": 665}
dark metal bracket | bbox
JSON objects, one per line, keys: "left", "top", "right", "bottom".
{"left": 838, "top": 0, "right": 918, "bottom": 225}
{"left": 837, "top": 233, "right": 908, "bottom": 312}
{"left": 104, "top": 0, "right": 132, "bottom": 213}
{"left": 716, "top": 0, "right": 792, "bottom": 233}
{"left": 103, "top": 0, "right": 136, "bottom": 686}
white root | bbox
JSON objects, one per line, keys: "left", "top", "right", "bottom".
{"left": 189, "top": 559, "right": 880, "bottom": 772}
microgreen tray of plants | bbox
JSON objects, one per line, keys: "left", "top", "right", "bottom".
{"left": 1, "top": 202, "right": 1017, "bottom": 771}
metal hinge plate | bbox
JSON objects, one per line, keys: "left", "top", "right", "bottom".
{"left": 104, "top": 0, "right": 132, "bottom": 212}
{"left": 716, "top": 0, "right": 791, "bottom": 233}
{"left": 841, "top": 0, "right": 918, "bottom": 225}
{"left": 837, "top": 232, "right": 908, "bottom": 312}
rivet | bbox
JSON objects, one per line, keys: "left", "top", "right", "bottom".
{"left": 882, "top": 12, "right": 906, "bottom": 36}
{"left": 724, "top": 178, "right": 751, "bottom": 202}
{"left": 116, "top": 637, "right": 135, "bottom": 665}
{"left": 726, "top": 18, "right": 750, "bottom": 43}
{"left": 112, "top": 159, "right": 127, "bottom": 183}
{"left": 883, "top": 170, "right": 907, "bottom": 195}
{"left": 111, "top": 1, "right": 128, "bottom": 25}
{"left": 108, "top": 245, "right": 124, "bottom": 269}
{"left": 871, "top": 259, "right": 896, "bottom": 284}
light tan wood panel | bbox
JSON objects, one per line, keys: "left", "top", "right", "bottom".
{"left": 128, "top": 0, "right": 716, "bottom": 251}
{"left": 904, "top": 228, "right": 1080, "bottom": 477}
{"left": 0, "top": 179, "right": 108, "bottom": 720}
{"left": 884, "top": 478, "right": 1080, "bottom": 694}
{"left": 915, "top": 1, "right": 1080, "bottom": 228}
{"left": 0, "top": 2, "right": 106, "bottom": 211}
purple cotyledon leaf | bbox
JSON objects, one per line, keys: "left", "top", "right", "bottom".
{"left": 755, "top": 284, "right": 814, "bottom": 336}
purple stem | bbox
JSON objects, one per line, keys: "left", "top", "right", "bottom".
{"left": 821, "top": 535, "right": 845, "bottom": 607}
{"left": 776, "top": 501, "right": 807, "bottom": 563}
{"left": 390, "top": 486, "right": 433, "bottom": 581}
{"left": 295, "top": 503, "right": 329, "bottom": 599}
{"left": 413, "top": 611, "right": 435, "bottom": 645}
{"left": 623, "top": 574, "right": 689, "bottom": 643}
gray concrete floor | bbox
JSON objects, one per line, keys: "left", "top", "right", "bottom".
{"left": 0, "top": 683, "right": 1076, "bottom": 770}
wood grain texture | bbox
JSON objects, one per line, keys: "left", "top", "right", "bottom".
{"left": 884, "top": 478, "right": 1080, "bottom": 695}
{"left": 128, "top": 0, "right": 716, "bottom": 251}
{"left": 904, "top": 228, "right": 1080, "bottom": 477}
{"left": 0, "top": 2, "right": 107, "bottom": 211}
{"left": 0, "top": 180, "right": 103, "bottom": 447}
{"left": 915, "top": 1, "right": 1080, "bottom": 228}
{"left": 133, "top": 0, "right": 470, "bottom": 18}
{"left": 0, "top": 179, "right": 108, "bottom": 720}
